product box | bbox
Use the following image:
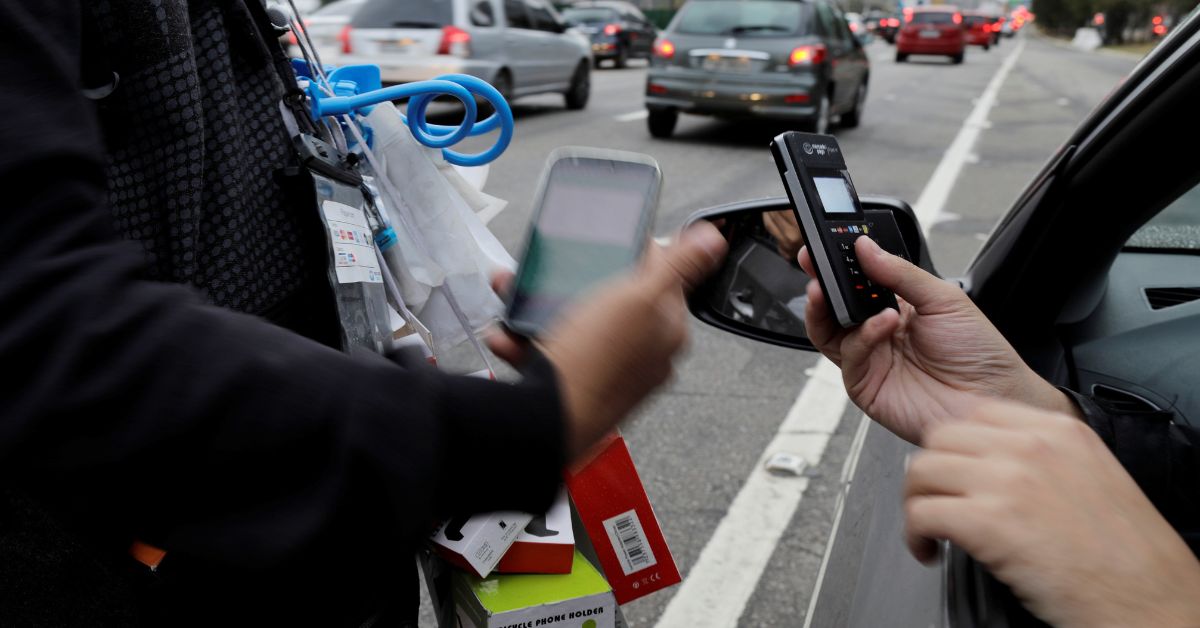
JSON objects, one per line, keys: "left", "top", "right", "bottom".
{"left": 454, "top": 550, "right": 617, "bottom": 628}
{"left": 432, "top": 511, "right": 534, "bottom": 578}
{"left": 497, "top": 488, "right": 575, "bottom": 574}
{"left": 565, "top": 434, "right": 681, "bottom": 605}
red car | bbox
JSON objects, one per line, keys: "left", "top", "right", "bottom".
{"left": 962, "top": 11, "right": 995, "bottom": 50}
{"left": 896, "top": 5, "right": 966, "bottom": 64}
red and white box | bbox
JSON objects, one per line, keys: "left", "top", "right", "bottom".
{"left": 566, "top": 433, "right": 681, "bottom": 604}
{"left": 431, "top": 511, "right": 533, "bottom": 578}
{"left": 495, "top": 487, "right": 575, "bottom": 574}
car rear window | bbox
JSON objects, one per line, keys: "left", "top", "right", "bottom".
{"left": 962, "top": 15, "right": 990, "bottom": 26}
{"left": 673, "top": 0, "right": 808, "bottom": 36}
{"left": 910, "top": 12, "right": 956, "bottom": 24}
{"left": 351, "top": 0, "right": 454, "bottom": 27}
{"left": 562, "top": 7, "right": 618, "bottom": 23}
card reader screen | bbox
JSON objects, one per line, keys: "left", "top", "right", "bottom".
{"left": 814, "top": 176, "right": 857, "bottom": 215}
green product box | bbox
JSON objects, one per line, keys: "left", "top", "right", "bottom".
{"left": 454, "top": 551, "right": 616, "bottom": 628}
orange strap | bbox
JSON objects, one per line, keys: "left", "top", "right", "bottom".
{"left": 130, "top": 540, "right": 167, "bottom": 571}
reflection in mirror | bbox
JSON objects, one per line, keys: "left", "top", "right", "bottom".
{"left": 703, "top": 209, "right": 811, "bottom": 341}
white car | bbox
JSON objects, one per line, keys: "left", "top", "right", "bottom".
{"left": 286, "top": 0, "right": 368, "bottom": 65}
{"left": 339, "top": 0, "right": 593, "bottom": 109}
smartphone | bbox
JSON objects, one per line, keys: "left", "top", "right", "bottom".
{"left": 505, "top": 147, "right": 661, "bottom": 337}
{"left": 770, "top": 131, "right": 899, "bottom": 327}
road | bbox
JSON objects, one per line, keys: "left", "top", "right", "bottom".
{"left": 418, "top": 32, "right": 1139, "bottom": 626}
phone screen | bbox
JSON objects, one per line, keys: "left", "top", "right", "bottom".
{"left": 508, "top": 157, "right": 659, "bottom": 333}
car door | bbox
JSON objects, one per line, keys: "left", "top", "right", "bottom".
{"left": 814, "top": 1, "right": 860, "bottom": 115}
{"left": 501, "top": 0, "right": 538, "bottom": 91}
{"left": 524, "top": 0, "right": 578, "bottom": 87}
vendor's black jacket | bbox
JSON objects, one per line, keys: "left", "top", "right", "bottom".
{"left": 0, "top": 1, "right": 563, "bottom": 625}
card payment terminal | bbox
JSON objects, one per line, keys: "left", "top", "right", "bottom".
{"left": 770, "top": 131, "right": 900, "bottom": 327}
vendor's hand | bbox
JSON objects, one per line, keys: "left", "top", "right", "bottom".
{"left": 488, "top": 224, "right": 727, "bottom": 460}
{"left": 798, "top": 236, "right": 1076, "bottom": 444}
{"left": 763, "top": 210, "right": 804, "bottom": 261}
{"left": 906, "top": 401, "right": 1200, "bottom": 627}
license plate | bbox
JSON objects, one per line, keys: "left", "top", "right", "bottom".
{"left": 380, "top": 40, "right": 416, "bottom": 53}
{"left": 700, "top": 56, "right": 752, "bottom": 73}
{"left": 920, "top": 30, "right": 941, "bottom": 38}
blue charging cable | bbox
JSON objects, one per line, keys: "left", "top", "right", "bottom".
{"left": 299, "top": 62, "right": 514, "bottom": 167}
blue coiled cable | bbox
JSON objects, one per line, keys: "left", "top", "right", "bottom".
{"left": 310, "top": 72, "right": 514, "bottom": 167}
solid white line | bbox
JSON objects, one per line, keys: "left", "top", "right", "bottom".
{"left": 654, "top": 359, "right": 849, "bottom": 628}
{"left": 800, "top": 39, "right": 1027, "bottom": 625}
{"left": 912, "top": 39, "right": 1026, "bottom": 231}
{"left": 615, "top": 109, "right": 650, "bottom": 122}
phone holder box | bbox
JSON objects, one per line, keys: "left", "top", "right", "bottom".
{"left": 566, "top": 434, "right": 681, "bottom": 604}
{"left": 496, "top": 487, "right": 575, "bottom": 574}
{"left": 454, "top": 550, "right": 616, "bottom": 628}
{"left": 432, "top": 512, "right": 533, "bottom": 578}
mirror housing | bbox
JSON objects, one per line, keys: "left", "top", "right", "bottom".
{"left": 684, "top": 196, "right": 938, "bottom": 351}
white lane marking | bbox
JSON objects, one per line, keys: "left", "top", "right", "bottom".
{"left": 654, "top": 359, "right": 849, "bottom": 628}
{"left": 801, "top": 38, "right": 1027, "bottom": 623}
{"left": 615, "top": 109, "right": 650, "bottom": 122}
{"left": 912, "top": 39, "right": 1026, "bottom": 230}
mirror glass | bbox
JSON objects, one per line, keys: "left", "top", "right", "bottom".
{"left": 689, "top": 204, "right": 816, "bottom": 350}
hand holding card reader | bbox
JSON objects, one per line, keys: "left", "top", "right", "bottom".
{"left": 770, "top": 132, "right": 900, "bottom": 327}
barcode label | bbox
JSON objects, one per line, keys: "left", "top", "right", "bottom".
{"left": 602, "top": 509, "right": 658, "bottom": 576}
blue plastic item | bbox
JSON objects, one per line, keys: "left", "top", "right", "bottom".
{"left": 302, "top": 64, "right": 514, "bottom": 167}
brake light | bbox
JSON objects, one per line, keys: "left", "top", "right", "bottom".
{"left": 653, "top": 38, "right": 675, "bottom": 59}
{"left": 1154, "top": 24, "right": 1167, "bottom": 35}
{"left": 784, "top": 94, "right": 810, "bottom": 104}
{"left": 648, "top": 83, "right": 668, "bottom": 95}
{"left": 437, "top": 25, "right": 472, "bottom": 56}
{"left": 953, "top": 13, "right": 962, "bottom": 25}
{"left": 338, "top": 25, "right": 353, "bottom": 54}
{"left": 1152, "top": 15, "right": 1163, "bottom": 25}
{"left": 992, "top": 22, "right": 1002, "bottom": 32}
{"left": 903, "top": 7, "right": 914, "bottom": 22}
{"left": 789, "top": 44, "right": 827, "bottom": 66}
{"left": 888, "top": 18, "right": 900, "bottom": 27}
{"left": 849, "top": 22, "right": 859, "bottom": 32}
{"left": 604, "top": 23, "right": 621, "bottom": 36}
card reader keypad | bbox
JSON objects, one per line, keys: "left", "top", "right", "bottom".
{"left": 828, "top": 221, "right": 884, "bottom": 301}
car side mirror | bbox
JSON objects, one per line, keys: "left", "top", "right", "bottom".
{"left": 684, "top": 196, "right": 938, "bottom": 350}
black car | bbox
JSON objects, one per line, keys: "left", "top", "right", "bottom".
{"left": 865, "top": 10, "right": 900, "bottom": 43}
{"left": 561, "top": 1, "right": 658, "bottom": 68}
{"left": 644, "top": 0, "right": 869, "bottom": 138}
{"left": 686, "top": 6, "right": 1200, "bottom": 626}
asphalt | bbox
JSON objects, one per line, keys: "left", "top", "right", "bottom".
{"left": 412, "top": 32, "right": 1141, "bottom": 626}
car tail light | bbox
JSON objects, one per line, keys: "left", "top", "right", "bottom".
{"left": 888, "top": 18, "right": 900, "bottom": 27}
{"left": 992, "top": 22, "right": 1002, "bottom": 32}
{"left": 1153, "top": 24, "right": 1167, "bottom": 35}
{"left": 648, "top": 83, "right": 668, "bottom": 95}
{"left": 1152, "top": 15, "right": 1163, "bottom": 25}
{"left": 789, "top": 44, "right": 827, "bottom": 66}
{"left": 953, "top": 13, "right": 962, "bottom": 25}
{"left": 653, "top": 38, "right": 675, "bottom": 59}
{"left": 604, "top": 23, "right": 621, "bottom": 36}
{"left": 338, "top": 25, "right": 353, "bottom": 54}
{"left": 438, "top": 25, "right": 471, "bottom": 56}
{"left": 849, "top": 22, "right": 859, "bottom": 33}
{"left": 903, "top": 7, "right": 914, "bottom": 22}
{"left": 784, "top": 94, "right": 810, "bottom": 104}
